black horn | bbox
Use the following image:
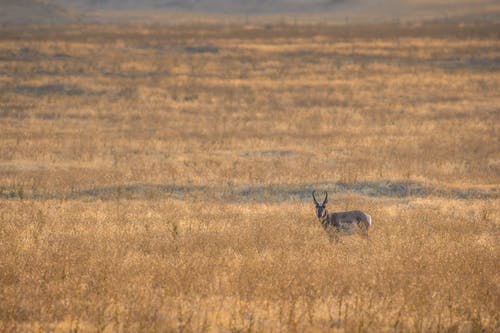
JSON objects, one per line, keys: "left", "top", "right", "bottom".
{"left": 323, "top": 191, "right": 328, "bottom": 205}
{"left": 312, "top": 190, "right": 319, "bottom": 205}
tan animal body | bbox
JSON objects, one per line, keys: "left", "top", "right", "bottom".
{"left": 312, "top": 191, "right": 372, "bottom": 241}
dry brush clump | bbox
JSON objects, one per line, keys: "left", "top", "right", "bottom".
{"left": 0, "top": 21, "right": 499, "bottom": 332}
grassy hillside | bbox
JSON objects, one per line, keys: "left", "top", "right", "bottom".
{"left": 0, "top": 21, "right": 499, "bottom": 332}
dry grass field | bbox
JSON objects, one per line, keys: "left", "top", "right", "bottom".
{"left": 0, "top": 20, "right": 499, "bottom": 332}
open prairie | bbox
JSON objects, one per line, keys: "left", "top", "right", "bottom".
{"left": 0, "top": 21, "right": 499, "bottom": 332}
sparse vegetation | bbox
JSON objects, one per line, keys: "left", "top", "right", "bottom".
{"left": 0, "top": 20, "right": 498, "bottom": 332}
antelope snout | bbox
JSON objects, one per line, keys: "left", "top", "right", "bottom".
{"left": 315, "top": 206, "right": 325, "bottom": 218}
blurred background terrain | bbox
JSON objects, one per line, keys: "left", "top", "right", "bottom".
{"left": 1, "top": 0, "right": 499, "bottom": 23}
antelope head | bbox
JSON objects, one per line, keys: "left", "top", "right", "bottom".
{"left": 312, "top": 190, "right": 328, "bottom": 219}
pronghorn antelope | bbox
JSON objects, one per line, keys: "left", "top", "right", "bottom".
{"left": 312, "top": 190, "right": 372, "bottom": 241}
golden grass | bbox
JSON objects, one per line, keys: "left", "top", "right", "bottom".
{"left": 0, "top": 21, "right": 499, "bottom": 332}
